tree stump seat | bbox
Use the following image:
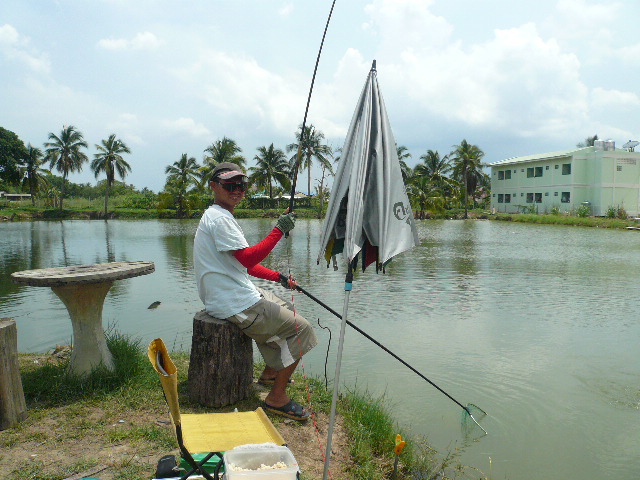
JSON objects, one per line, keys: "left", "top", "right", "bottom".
{"left": 188, "top": 310, "right": 253, "bottom": 408}
{"left": 0, "top": 318, "right": 27, "bottom": 430}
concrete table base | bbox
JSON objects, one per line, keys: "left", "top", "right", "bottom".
{"left": 52, "top": 282, "right": 115, "bottom": 375}
{"left": 11, "top": 261, "right": 155, "bottom": 377}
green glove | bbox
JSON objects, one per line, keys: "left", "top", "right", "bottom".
{"left": 275, "top": 213, "right": 296, "bottom": 234}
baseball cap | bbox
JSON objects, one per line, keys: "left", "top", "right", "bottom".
{"left": 210, "top": 162, "right": 248, "bottom": 181}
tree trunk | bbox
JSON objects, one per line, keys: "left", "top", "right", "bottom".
{"left": 0, "top": 318, "right": 27, "bottom": 430}
{"left": 60, "top": 173, "right": 65, "bottom": 211}
{"left": 188, "top": 310, "right": 253, "bottom": 408}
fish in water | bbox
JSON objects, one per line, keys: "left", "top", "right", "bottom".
{"left": 148, "top": 301, "right": 161, "bottom": 309}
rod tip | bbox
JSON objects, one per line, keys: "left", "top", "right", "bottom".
{"left": 371, "top": 59, "right": 377, "bottom": 71}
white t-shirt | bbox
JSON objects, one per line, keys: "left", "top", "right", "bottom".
{"left": 193, "top": 204, "right": 261, "bottom": 318}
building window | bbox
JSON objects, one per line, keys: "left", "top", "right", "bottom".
{"left": 535, "top": 193, "right": 542, "bottom": 203}
{"left": 521, "top": 193, "right": 524, "bottom": 197}
{"left": 562, "top": 164, "right": 571, "bottom": 175}
{"left": 545, "top": 192, "right": 549, "bottom": 196}
{"left": 554, "top": 192, "right": 558, "bottom": 196}
{"left": 505, "top": 194, "right": 511, "bottom": 203}
{"left": 498, "top": 194, "right": 504, "bottom": 203}
{"left": 505, "top": 170, "right": 511, "bottom": 179}
{"left": 526, "top": 193, "right": 534, "bottom": 203}
{"left": 498, "top": 171, "right": 504, "bottom": 180}
{"left": 555, "top": 164, "right": 559, "bottom": 169}
{"left": 527, "top": 168, "right": 534, "bottom": 178}
{"left": 535, "top": 167, "right": 543, "bottom": 177}
{"left": 617, "top": 165, "right": 622, "bottom": 172}
{"left": 561, "top": 192, "right": 570, "bottom": 203}
{"left": 521, "top": 169, "right": 524, "bottom": 172}
{"left": 545, "top": 165, "right": 549, "bottom": 170}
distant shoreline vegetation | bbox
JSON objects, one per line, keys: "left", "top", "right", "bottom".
{"left": 2, "top": 199, "right": 639, "bottom": 230}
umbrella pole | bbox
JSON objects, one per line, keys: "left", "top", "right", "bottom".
{"left": 322, "top": 268, "right": 353, "bottom": 480}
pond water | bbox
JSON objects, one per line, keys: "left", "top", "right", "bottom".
{"left": 1, "top": 219, "right": 639, "bottom": 480}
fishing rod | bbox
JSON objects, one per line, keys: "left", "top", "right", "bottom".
{"left": 291, "top": 280, "right": 487, "bottom": 434}
{"left": 287, "top": 0, "right": 337, "bottom": 215}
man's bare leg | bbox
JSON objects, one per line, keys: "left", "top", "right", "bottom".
{"left": 264, "top": 359, "right": 299, "bottom": 407}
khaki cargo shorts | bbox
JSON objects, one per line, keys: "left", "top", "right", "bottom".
{"left": 226, "top": 288, "right": 318, "bottom": 371}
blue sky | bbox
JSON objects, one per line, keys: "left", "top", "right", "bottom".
{"left": 2, "top": 0, "right": 639, "bottom": 193}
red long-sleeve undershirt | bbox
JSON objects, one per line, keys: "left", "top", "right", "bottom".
{"left": 233, "top": 226, "right": 283, "bottom": 282}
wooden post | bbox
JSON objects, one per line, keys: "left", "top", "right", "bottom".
{"left": 0, "top": 318, "right": 27, "bottom": 430}
{"left": 188, "top": 310, "right": 253, "bottom": 408}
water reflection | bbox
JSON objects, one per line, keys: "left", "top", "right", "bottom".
{"left": 160, "top": 221, "right": 196, "bottom": 279}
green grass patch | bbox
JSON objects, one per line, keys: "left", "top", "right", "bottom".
{"left": 6, "top": 334, "right": 470, "bottom": 480}
{"left": 20, "top": 330, "right": 157, "bottom": 408}
{"left": 491, "top": 212, "right": 636, "bottom": 229}
{"left": 339, "top": 387, "right": 472, "bottom": 480}
{"left": 10, "top": 458, "right": 98, "bottom": 480}
{"left": 106, "top": 425, "right": 175, "bottom": 449}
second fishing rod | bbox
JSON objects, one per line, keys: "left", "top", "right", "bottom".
{"left": 282, "top": 274, "right": 487, "bottom": 434}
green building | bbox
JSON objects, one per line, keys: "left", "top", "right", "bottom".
{"left": 489, "top": 140, "right": 640, "bottom": 216}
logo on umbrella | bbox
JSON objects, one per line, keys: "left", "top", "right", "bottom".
{"left": 393, "top": 202, "right": 412, "bottom": 226}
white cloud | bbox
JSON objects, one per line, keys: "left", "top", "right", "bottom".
{"left": 172, "top": 49, "right": 307, "bottom": 138}
{"left": 553, "top": 0, "right": 620, "bottom": 33}
{"left": 0, "top": 24, "right": 50, "bottom": 73}
{"left": 278, "top": 2, "right": 294, "bottom": 17}
{"left": 613, "top": 43, "right": 640, "bottom": 65}
{"left": 97, "top": 31, "right": 162, "bottom": 51}
{"left": 106, "top": 114, "right": 146, "bottom": 146}
{"left": 364, "top": 0, "right": 454, "bottom": 54}
{"left": 131, "top": 32, "right": 163, "bottom": 50}
{"left": 591, "top": 87, "right": 640, "bottom": 110}
{"left": 162, "top": 117, "right": 211, "bottom": 138}
{"left": 543, "top": 0, "right": 622, "bottom": 64}
{"left": 360, "top": 1, "right": 589, "bottom": 139}
{"left": 97, "top": 37, "right": 128, "bottom": 50}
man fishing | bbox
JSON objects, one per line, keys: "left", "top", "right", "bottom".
{"left": 193, "top": 162, "right": 317, "bottom": 421}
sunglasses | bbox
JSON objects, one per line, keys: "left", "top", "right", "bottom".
{"left": 217, "top": 181, "right": 247, "bottom": 193}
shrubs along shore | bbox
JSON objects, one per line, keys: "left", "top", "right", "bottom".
{"left": 3, "top": 203, "right": 640, "bottom": 230}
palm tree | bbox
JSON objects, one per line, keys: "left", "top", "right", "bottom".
{"left": 287, "top": 124, "right": 333, "bottom": 196}
{"left": 249, "top": 144, "right": 291, "bottom": 199}
{"left": 91, "top": 134, "right": 131, "bottom": 215}
{"left": 396, "top": 144, "right": 413, "bottom": 183}
{"left": 165, "top": 153, "right": 200, "bottom": 217}
{"left": 414, "top": 149, "right": 457, "bottom": 197}
{"left": 21, "top": 144, "right": 51, "bottom": 205}
{"left": 450, "top": 139, "right": 485, "bottom": 219}
{"left": 407, "top": 175, "right": 447, "bottom": 219}
{"left": 45, "top": 125, "right": 88, "bottom": 211}
{"left": 200, "top": 137, "right": 245, "bottom": 185}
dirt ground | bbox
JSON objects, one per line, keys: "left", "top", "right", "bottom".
{"left": 0, "top": 359, "right": 354, "bottom": 480}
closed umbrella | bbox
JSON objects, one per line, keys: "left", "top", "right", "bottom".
{"left": 318, "top": 60, "right": 419, "bottom": 480}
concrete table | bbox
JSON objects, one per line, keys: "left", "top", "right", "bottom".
{"left": 11, "top": 261, "right": 155, "bottom": 376}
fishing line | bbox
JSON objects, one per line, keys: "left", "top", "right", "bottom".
{"left": 295, "top": 282, "right": 488, "bottom": 435}
{"left": 316, "top": 317, "right": 332, "bottom": 389}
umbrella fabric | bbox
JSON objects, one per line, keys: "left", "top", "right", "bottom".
{"left": 318, "top": 64, "right": 418, "bottom": 269}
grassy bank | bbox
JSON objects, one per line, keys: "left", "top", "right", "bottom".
{"left": 0, "top": 204, "right": 324, "bottom": 221}
{"left": 488, "top": 212, "right": 639, "bottom": 229}
{"left": 0, "top": 332, "right": 474, "bottom": 480}
{"left": 4, "top": 200, "right": 639, "bottom": 230}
